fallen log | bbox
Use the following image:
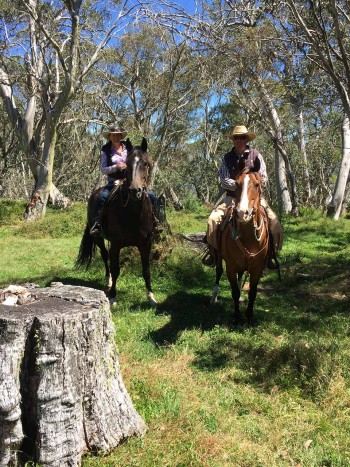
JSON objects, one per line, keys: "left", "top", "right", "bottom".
{"left": 0, "top": 283, "right": 146, "bottom": 467}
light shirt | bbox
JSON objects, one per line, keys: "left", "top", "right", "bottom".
{"left": 100, "top": 144, "right": 127, "bottom": 176}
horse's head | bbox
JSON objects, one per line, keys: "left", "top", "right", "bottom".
{"left": 235, "top": 156, "right": 262, "bottom": 223}
{"left": 125, "top": 137, "right": 152, "bottom": 200}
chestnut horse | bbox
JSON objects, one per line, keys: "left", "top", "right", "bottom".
{"left": 211, "top": 156, "right": 269, "bottom": 326}
{"left": 77, "top": 137, "right": 157, "bottom": 306}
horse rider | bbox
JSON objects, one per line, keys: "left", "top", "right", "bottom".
{"left": 202, "top": 125, "right": 283, "bottom": 268}
{"left": 90, "top": 124, "right": 161, "bottom": 237}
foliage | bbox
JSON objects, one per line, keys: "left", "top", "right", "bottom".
{"left": 0, "top": 201, "right": 349, "bottom": 466}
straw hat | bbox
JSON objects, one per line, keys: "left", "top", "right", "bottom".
{"left": 102, "top": 124, "right": 128, "bottom": 139}
{"left": 229, "top": 125, "right": 256, "bottom": 142}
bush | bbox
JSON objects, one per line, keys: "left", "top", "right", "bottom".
{"left": 182, "top": 193, "right": 202, "bottom": 212}
{"left": 0, "top": 199, "right": 26, "bottom": 224}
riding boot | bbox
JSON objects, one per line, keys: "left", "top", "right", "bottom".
{"left": 90, "top": 209, "right": 103, "bottom": 237}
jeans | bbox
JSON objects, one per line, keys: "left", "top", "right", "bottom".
{"left": 93, "top": 180, "right": 115, "bottom": 222}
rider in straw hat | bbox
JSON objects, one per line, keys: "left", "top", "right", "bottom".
{"left": 90, "top": 125, "right": 129, "bottom": 237}
{"left": 90, "top": 124, "right": 162, "bottom": 237}
{"left": 202, "top": 124, "right": 283, "bottom": 268}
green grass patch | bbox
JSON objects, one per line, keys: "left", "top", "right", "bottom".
{"left": 1, "top": 199, "right": 350, "bottom": 466}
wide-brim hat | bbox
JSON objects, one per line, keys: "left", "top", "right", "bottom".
{"left": 229, "top": 125, "right": 256, "bottom": 142}
{"left": 102, "top": 124, "right": 128, "bottom": 139}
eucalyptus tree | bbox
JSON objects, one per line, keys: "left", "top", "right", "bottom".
{"left": 142, "top": 0, "right": 299, "bottom": 213}
{"left": 278, "top": 0, "right": 350, "bottom": 218}
{"left": 94, "top": 23, "right": 222, "bottom": 202}
{"left": 0, "top": 0, "right": 138, "bottom": 219}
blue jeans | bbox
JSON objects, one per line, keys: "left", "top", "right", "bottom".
{"left": 93, "top": 181, "right": 115, "bottom": 222}
{"left": 147, "top": 190, "right": 157, "bottom": 212}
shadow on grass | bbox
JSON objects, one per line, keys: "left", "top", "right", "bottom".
{"left": 149, "top": 291, "right": 233, "bottom": 346}
{"left": 192, "top": 329, "right": 339, "bottom": 399}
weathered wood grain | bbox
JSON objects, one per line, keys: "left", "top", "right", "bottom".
{"left": 0, "top": 283, "right": 146, "bottom": 467}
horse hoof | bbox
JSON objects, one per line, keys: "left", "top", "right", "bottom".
{"left": 210, "top": 285, "right": 219, "bottom": 304}
{"left": 147, "top": 291, "right": 157, "bottom": 307}
{"left": 109, "top": 297, "right": 117, "bottom": 305}
{"left": 106, "top": 275, "right": 112, "bottom": 289}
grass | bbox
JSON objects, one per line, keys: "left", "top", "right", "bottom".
{"left": 1, "top": 200, "right": 350, "bottom": 466}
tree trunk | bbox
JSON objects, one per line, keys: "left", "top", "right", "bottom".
{"left": 327, "top": 115, "right": 350, "bottom": 220}
{"left": 255, "top": 75, "right": 297, "bottom": 214}
{"left": 296, "top": 108, "right": 311, "bottom": 203}
{"left": 274, "top": 143, "right": 292, "bottom": 214}
{"left": 0, "top": 283, "right": 146, "bottom": 467}
{"left": 168, "top": 186, "right": 184, "bottom": 210}
{"left": 24, "top": 124, "right": 57, "bottom": 220}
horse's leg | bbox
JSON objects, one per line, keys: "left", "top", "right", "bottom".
{"left": 138, "top": 240, "right": 157, "bottom": 306}
{"left": 246, "top": 269, "right": 263, "bottom": 326}
{"left": 210, "top": 260, "right": 223, "bottom": 304}
{"left": 94, "top": 237, "right": 111, "bottom": 288}
{"left": 238, "top": 271, "right": 245, "bottom": 302}
{"left": 108, "top": 243, "right": 121, "bottom": 304}
{"left": 226, "top": 265, "right": 242, "bottom": 326}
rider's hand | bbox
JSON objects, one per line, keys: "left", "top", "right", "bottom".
{"left": 116, "top": 162, "right": 127, "bottom": 170}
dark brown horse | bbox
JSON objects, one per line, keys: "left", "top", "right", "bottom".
{"left": 77, "top": 137, "right": 157, "bottom": 305}
{"left": 211, "top": 156, "right": 269, "bottom": 326}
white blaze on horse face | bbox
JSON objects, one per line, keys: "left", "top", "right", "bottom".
{"left": 130, "top": 155, "right": 142, "bottom": 191}
{"left": 237, "top": 174, "right": 250, "bottom": 222}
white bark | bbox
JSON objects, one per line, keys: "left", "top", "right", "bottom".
{"left": 275, "top": 144, "right": 292, "bottom": 213}
{"left": 327, "top": 116, "right": 350, "bottom": 219}
{"left": 296, "top": 108, "right": 311, "bottom": 203}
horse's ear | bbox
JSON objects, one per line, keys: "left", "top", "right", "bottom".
{"left": 141, "top": 137, "right": 147, "bottom": 152}
{"left": 125, "top": 138, "right": 133, "bottom": 152}
{"left": 251, "top": 157, "right": 261, "bottom": 173}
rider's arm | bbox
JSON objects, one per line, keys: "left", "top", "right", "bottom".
{"left": 100, "top": 150, "right": 126, "bottom": 175}
{"left": 101, "top": 150, "right": 117, "bottom": 175}
{"left": 219, "top": 157, "right": 236, "bottom": 191}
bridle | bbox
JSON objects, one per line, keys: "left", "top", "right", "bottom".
{"left": 121, "top": 151, "right": 150, "bottom": 207}
{"left": 229, "top": 171, "right": 269, "bottom": 270}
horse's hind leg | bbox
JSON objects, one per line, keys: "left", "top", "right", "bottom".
{"left": 210, "top": 260, "right": 223, "bottom": 304}
{"left": 108, "top": 244, "right": 121, "bottom": 304}
{"left": 94, "top": 238, "right": 111, "bottom": 289}
{"left": 138, "top": 241, "right": 157, "bottom": 306}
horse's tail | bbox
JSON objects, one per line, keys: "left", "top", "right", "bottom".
{"left": 76, "top": 223, "right": 96, "bottom": 268}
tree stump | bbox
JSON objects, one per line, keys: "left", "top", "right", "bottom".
{"left": 0, "top": 283, "right": 146, "bottom": 467}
